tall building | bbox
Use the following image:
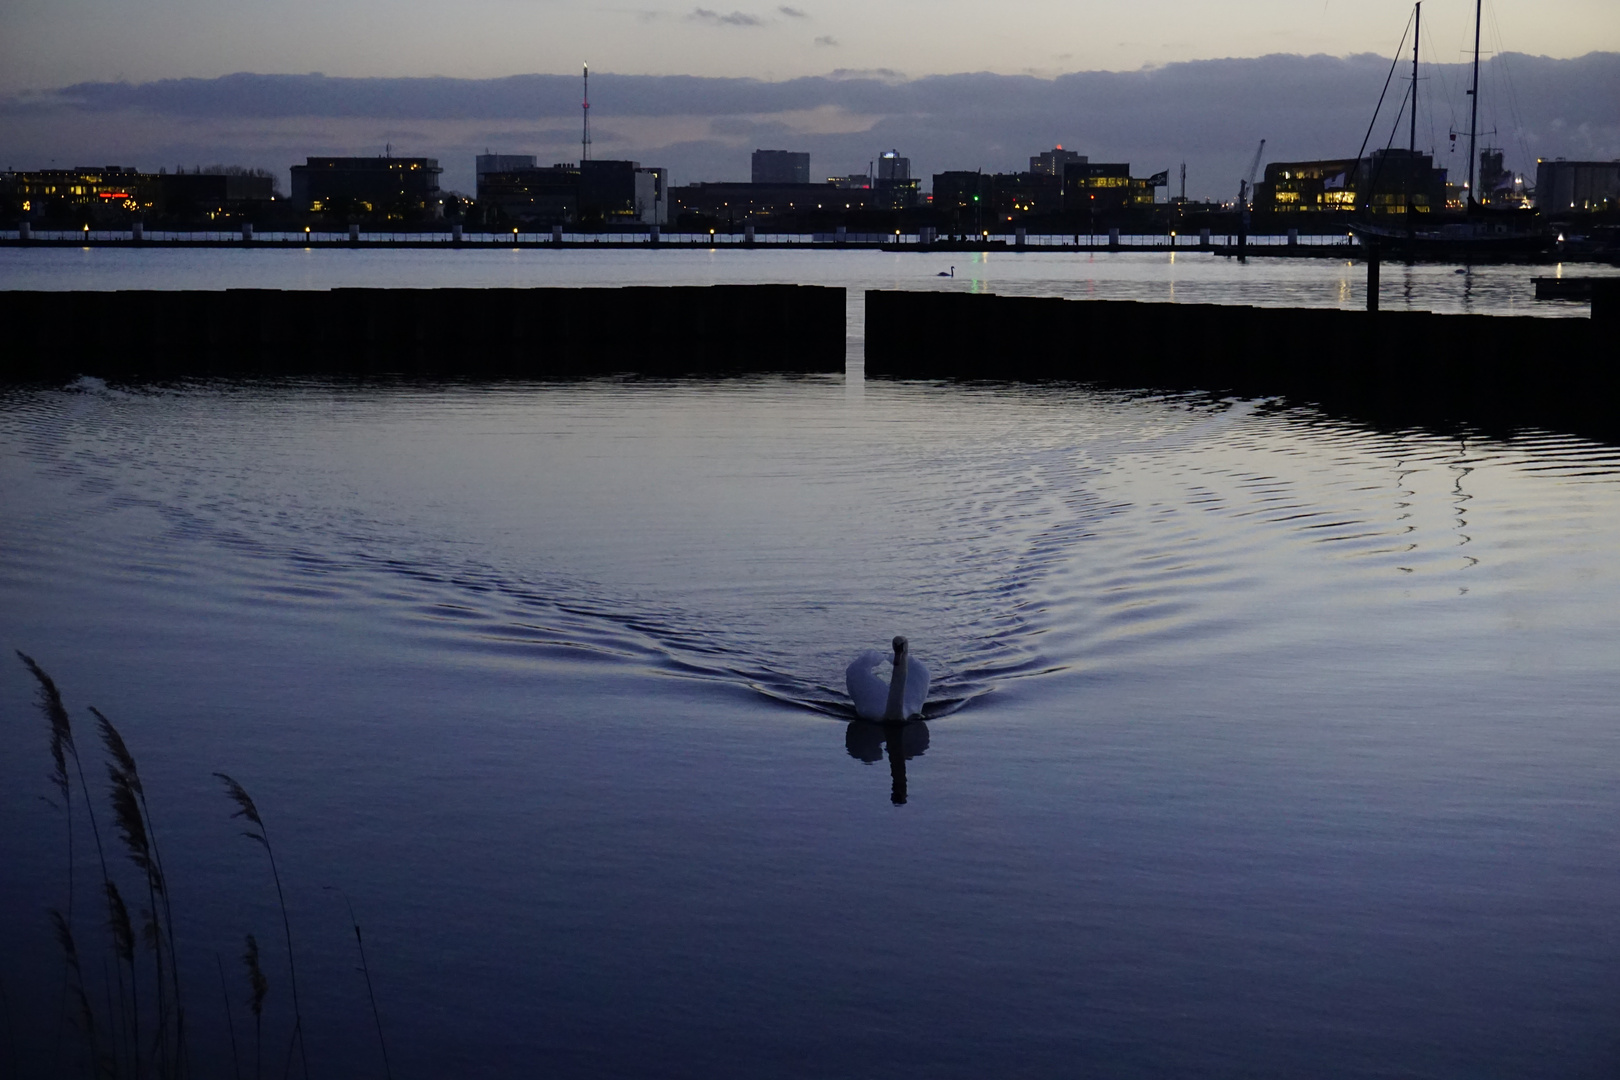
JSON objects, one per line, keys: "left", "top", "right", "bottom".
{"left": 875, "top": 151, "right": 918, "bottom": 209}
{"left": 290, "top": 156, "right": 443, "bottom": 219}
{"left": 752, "top": 151, "right": 810, "bottom": 185}
{"left": 1535, "top": 159, "right": 1620, "bottom": 213}
{"left": 1030, "top": 147, "right": 1085, "bottom": 177}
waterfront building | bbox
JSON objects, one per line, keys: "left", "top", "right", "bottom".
{"left": 669, "top": 182, "right": 872, "bottom": 224}
{"left": 290, "top": 156, "right": 443, "bottom": 220}
{"left": 580, "top": 160, "right": 667, "bottom": 225}
{"left": 156, "top": 171, "right": 275, "bottom": 220}
{"left": 992, "top": 172, "right": 1064, "bottom": 219}
{"left": 752, "top": 151, "right": 810, "bottom": 185}
{"left": 477, "top": 164, "right": 581, "bottom": 225}
{"left": 1061, "top": 162, "right": 1151, "bottom": 215}
{"left": 476, "top": 160, "right": 667, "bottom": 226}
{"left": 1535, "top": 159, "right": 1620, "bottom": 213}
{"left": 828, "top": 174, "right": 871, "bottom": 189}
{"left": 1, "top": 166, "right": 155, "bottom": 222}
{"left": 1253, "top": 150, "right": 1447, "bottom": 216}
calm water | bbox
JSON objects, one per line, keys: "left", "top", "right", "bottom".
{"left": 1, "top": 245, "right": 1614, "bottom": 328}
{"left": 2, "top": 252, "right": 1619, "bottom": 1077}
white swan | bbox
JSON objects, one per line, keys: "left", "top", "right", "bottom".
{"left": 846, "top": 636, "right": 930, "bottom": 721}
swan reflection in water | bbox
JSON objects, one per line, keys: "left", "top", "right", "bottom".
{"left": 846, "top": 720, "right": 930, "bottom": 805}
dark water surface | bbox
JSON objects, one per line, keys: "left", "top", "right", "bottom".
{"left": 4, "top": 369, "right": 1620, "bottom": 1078}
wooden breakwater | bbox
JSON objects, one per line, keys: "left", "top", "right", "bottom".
{"left": 865, "top": 288, "right": 1619, "bottom": 438}
{"left": 0, "top": 285, "right": 845, "bottom": 381}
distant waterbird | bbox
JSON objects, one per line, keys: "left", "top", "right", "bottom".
{"left": 937, "top": 266, "right": 955, "bottom": 277}
{"left": 846, "top": 636, "right": 930, "bottom": 721}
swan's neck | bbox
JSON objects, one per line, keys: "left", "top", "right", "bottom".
{"left": 885, "top": 651, "right": 908, "bottom": 720}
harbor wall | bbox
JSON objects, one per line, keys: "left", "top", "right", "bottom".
{"left": 0, "top": 285, "right": 846, "bottom": 380}
{"left": 865, "top": 289, "right": 1617, "bottom": 437}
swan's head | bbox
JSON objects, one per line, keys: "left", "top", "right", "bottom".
{"left": 892, "top": 635, "right": 908, "bottom": 658}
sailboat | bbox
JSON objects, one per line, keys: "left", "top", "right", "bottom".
{"left": 1351, "top": 0, "right": 1544, "bottom": 259}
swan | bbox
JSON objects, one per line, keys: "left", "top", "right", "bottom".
{"left": 936, "top": 266, "right": 955, "bottom": 277}
{"left": 846, "top": 636, "right": 930, "bottom": 721}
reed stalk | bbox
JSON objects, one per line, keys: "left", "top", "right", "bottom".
{"left": 215, "top": 775, "right": 307, "bottom": 1080}
{"left": 94, "top": 706, "right": 185, "bottom": 1077}
{"left": 107, "top": 881, "right": 139, "bottom": 1080}
{"left": 20, "top": 651, "right": 78, "bottom": 1062}
{"left": 216, "top": 953, "right": 241, "bottom": 1080}
{"left": 51, "top": 909, "right": 111, "bottom": 1078}
{"left": 324, "top": 888, "right": 391, "bottom": 1080}
{"left": 241, "top": 936, "right": 267, "bottom": 1080}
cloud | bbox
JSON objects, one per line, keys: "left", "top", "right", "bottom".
{"left": 814, "top": 35, "right": 838, "bottom": 47}
{"left": 688, "top": 8, "right": 763, "bottom": 27}
{"left": 779, "top": 5, "right": 808, "bottom": 17}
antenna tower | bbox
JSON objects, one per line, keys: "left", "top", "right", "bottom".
{"left": 582, "top": 63, "right": 592, "bottom": 163}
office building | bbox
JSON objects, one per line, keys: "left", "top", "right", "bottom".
{"left": 1062, "top": 162, "right": 1153, "bottom": 215}
{"left": 1254, "top": 150, "right": 1447, "bottom": 215}
{"left": 477, "top": 164, "right": 581, "bottom": 224}
{"left": 875, "top": 151, "right": 918, "bottom": 209}
{"left": 290, "top": 156, "right": 443, "bottom": 219}
{"left": 1030, "top": 147, "right": 1085, "bottom": 178}
{"left": 2, "top": 167, "right": 155, "bottom": 222}
{"left": 1536, "top": 159, "right": 1620, "bottom": 213}
{"left": 752, "top": 151, "right": 810, "bottom": 185}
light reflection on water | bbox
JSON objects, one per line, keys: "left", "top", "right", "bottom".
{"left": 3, "top": 375, "right": 1620, "bottom": 1077}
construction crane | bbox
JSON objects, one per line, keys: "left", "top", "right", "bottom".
{"left": 1238, "top": 138, "right": 1267, "bottom": 209}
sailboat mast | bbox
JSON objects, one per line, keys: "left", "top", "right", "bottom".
{"left": 1467, "top": 0, "right": 1482, "bottom": 207}
{"left": 1410, "top": 3, "right": 1420, "bottom": 155}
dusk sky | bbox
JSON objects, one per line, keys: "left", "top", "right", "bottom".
{"left": 3, "top": 0, "right": 1615, "bottom": 89}
{"left": 1, "top": 0, "right": 1616, "bottom": 196}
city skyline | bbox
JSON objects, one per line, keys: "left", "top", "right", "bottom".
{"left": 3, "top": 51, "right": 1616, "bottom": 201}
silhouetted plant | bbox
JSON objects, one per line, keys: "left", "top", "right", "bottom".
{"left": 325, "top": 887, "right": 391, "bottom": 1080}
{"left": 241, "top": 936, "right": 267, "bottom": 1080}
{"left": 20, "top": 652, "right": 130, "bottom": 1076}
{"left": 51, "top": 910, "right": 111, "bottom": 1078}
{"left": 215, "top": 775, "right": 307, "bottom": 1080}
{"left": 106, "top": 881, "right": 139, "bottom": 1078}
{"left": 215, "top": 954, "right": 242, "bottom": 1080}
{"left": 97, "top": 706, "right": 183, "bottom": 1077}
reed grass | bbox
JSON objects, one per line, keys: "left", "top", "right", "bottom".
{"left": 15, "top": 655, "right": 393, "bottom": 1080}
{"left": 215, "top": 953, "right": 242, "bottom": 1080}
{"left": 325, "top": 887, "right": 392, "bottom": 1080}
{"left": 241, "top": 935, "right": 267, "bottom": 1080}
{"left": 214, "top": 775, "right": 308, "bottom": 1080}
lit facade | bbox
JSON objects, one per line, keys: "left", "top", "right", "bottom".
{"left": 1, "top": 167, "right": 155, "bottom": 221}
{"left": 1535, "top": 159, "right": 1620, "bottom": 213}
{"left": 1061, "top": 162, "right": 1151, "bottom": 215}
{"left": 1254, "top": 151, "right": 1447, "bottom": 216}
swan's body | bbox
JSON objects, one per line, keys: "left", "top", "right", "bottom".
{"left": 846, "top": 636, "right": 930, "bottom": 721}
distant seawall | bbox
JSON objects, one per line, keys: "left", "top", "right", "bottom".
{"left": 0, "top": 285, "right": 846, "bottom": 380}
{"left": 865, "top": 289, "right": 1617, "bottom": 438}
